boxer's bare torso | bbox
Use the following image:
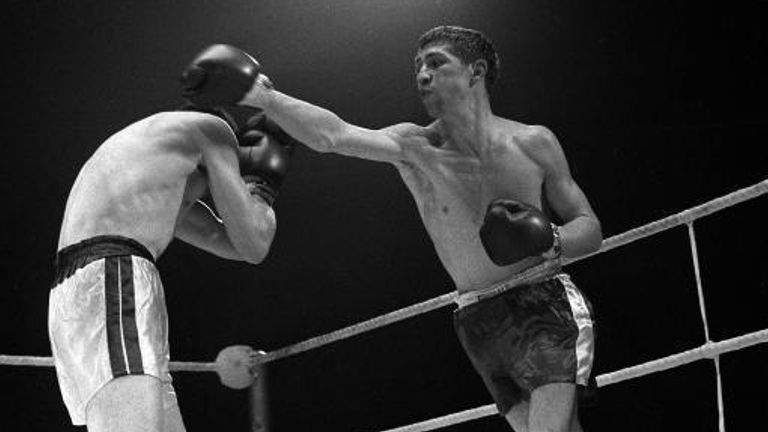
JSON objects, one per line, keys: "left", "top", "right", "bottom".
{"left": 57, "top": 111, "right": 226, "bottom": 259}
{"left": 393, "top": 119, "right": 551, "bottom": 293}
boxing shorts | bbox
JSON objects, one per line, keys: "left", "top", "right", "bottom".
{"left": 453, "top": 273, "right": 596, "bottom": 415}
{"left": 48, "top": 235, "right": 176, "bottom": 425}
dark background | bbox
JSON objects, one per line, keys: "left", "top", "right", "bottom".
{"left": 2, "top": 0, "right": 766, "bottom": 431}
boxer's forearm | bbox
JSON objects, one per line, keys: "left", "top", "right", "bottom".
{"left": 175, "top": 200, "right": 273, "bottom": 263}
{"left": 559, "top": 215, "right": 602, "bottom": 259}
{"left": 256, "top": 89, "right": 345, "bottom": 153}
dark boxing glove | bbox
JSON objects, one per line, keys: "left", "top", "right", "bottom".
{"left": 180, "top": 44, "right": 263, "bottom": 108}
{"left": 237, "top": 114, "right": 296, "bottom": 206}
{"left": 479, "top": 199, "right": 562, "bottom": 266}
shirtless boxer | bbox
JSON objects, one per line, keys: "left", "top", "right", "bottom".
{"left": 181, "top": 26, "right": 602, "bottom": 431}
{"left": 48, "top": 49, "right": 295, "bottom": 431}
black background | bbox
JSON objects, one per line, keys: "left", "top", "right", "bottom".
{"left": 2, "top": 1, "right": 766, "bottom": 431}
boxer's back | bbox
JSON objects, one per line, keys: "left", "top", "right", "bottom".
{"left": 57, "top": 111, "right": 209, "bottom": 259}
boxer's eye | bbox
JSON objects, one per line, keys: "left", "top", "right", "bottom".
{"left": 428, "top": 58, "right": 447, "bottom": 70}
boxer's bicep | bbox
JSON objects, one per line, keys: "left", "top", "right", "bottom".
{"left": 326, "top": 123, "right": 410, "bottom": 163}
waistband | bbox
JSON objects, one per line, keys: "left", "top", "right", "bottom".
{"left": 52, "top": 235, "right": 155, "bottom": 287}
{"left": 455, "top": 260, "right": 563, "bottom": 309}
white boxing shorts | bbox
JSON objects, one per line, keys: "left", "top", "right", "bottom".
{"left": 48, "top": 235, "right": 177, "bottom": 425}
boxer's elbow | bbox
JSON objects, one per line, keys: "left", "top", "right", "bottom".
{"left": 241, "top": 250, "right": 267, "bottom": 265}
{"left": 238, "top": 223, "right": 275, "bottom": 264}
{"left": 238, "top": 240, "right": 270, "bottom": 264}
{"left": 586, "top": 218, "right": 603, "bottom": 254}
{"left": 564, "top": 216, "right": 603, "bottom": 258}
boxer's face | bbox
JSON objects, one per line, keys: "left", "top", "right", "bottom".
{"left": 414, "top": 44, "right": 471, "bottom": 117}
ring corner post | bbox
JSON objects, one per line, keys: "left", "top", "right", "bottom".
{"left": 249, "top": 363, "right": 270, "bottom": 432}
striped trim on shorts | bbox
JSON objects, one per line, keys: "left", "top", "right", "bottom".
{"left": 104, "top": 255, "right": 145, "bottom": 376}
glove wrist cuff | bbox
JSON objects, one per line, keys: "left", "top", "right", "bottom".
{"left": 543, "top": 223, "right": 563, "bottom": 260}
{"left": 245, "top": 179, "right": 277, "bottom": 207}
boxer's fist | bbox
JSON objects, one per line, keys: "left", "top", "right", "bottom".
{"left": 237, "top": 115, "right": 295, "bottom": 206}
{"left": 479, "top": 199, "right": 560, "bottom": 266}
{"left": 180, "top": 44, "right": 262, "bottom": 108}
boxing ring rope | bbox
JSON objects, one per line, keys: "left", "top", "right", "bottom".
{"left": 259, "top": 178, "right": 768, "bottom": 364}
{"left": 1, "top": 179, "right": 766, "bottom": 430}
{"left": 379, "top": 328, "right": 768, "bottom": 432}
{"left": 0, "top": 354, "right": 215, "bottom": 372}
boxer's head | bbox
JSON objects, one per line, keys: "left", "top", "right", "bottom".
{"left": 416, "top": 26, "right": 500, "bottom": 90}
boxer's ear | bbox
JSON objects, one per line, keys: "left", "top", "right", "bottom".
{"left": 470, "top": 59, "right": 488, "bottom": 87}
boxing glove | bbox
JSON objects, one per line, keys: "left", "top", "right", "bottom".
{"left": 237, "top": 114, "right": 296, "bottom": 206}
{"left": 180, "top": 44, "right": 263, "bottom": 108}
{"left": 479, "top": 199, "right": 561, "bottom": 266}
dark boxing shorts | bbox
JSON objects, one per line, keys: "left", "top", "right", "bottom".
{"left": 453, "top": 273, "right": 596, "bottom": 415}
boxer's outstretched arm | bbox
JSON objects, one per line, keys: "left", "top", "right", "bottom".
{"left": 246, "top": 89, "right": 411, "bottom": 163}
{"left": 178, "top": 44, "right": 412, "bottom": 163}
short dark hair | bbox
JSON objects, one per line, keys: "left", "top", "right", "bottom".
{"left": 417, "top": 26, "right": 500, "bottom": 88}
